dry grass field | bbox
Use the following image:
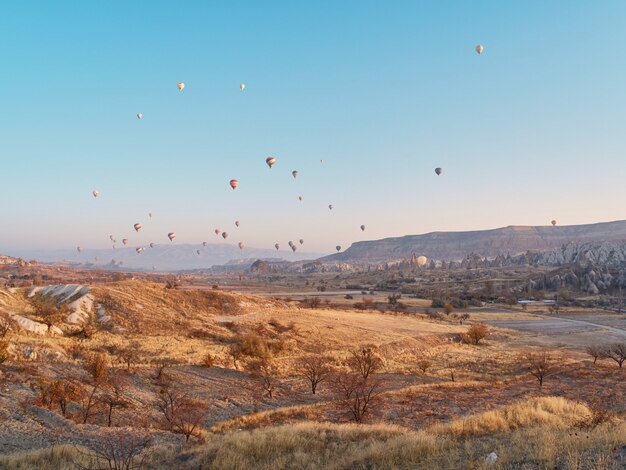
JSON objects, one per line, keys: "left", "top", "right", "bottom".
{"left": 1, "top": 279, "right": 625, "bottom": 469}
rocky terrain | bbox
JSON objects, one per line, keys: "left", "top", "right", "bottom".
{"left": 323, "top": 220, "right": 626, "bottom": 264}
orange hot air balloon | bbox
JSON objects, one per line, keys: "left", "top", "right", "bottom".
{"left": 230, "top": 179, "right": 239, "bottom": 190}
{"left": 177, "top": 82, "right": 185, "bottom": 91}
{"left": 551, "top": 220, "right": 557, "bottom": 226}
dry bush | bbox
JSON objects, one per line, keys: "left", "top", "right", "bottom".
{"left": 0, "top": 340, "right": 8, "bottom": 364}
{"left": 415, "top": 349, "right": 433, "bottom": 375}
{"left": 85, "top": 351, "right": 109, "bottom": 384}
{"left": 525, "top": 351, "right": 558, "bottom": 388}
{"left": 36, "top": 378, "right": 80, "bottom": 416}
{"left": 427, "top": 311, "right": 445, "bottom": 321}
{"left": 585, "top": 344, "right": 603, "bottom": 364}
{"left": 98, "top": 372, "right": 130, "bottom": 427}
{"left": 575, "top": 402, "right": 616, "bottom": 430}
{"left": 601, "top": 342, "right": 626, "bottom": 368}
{"left": 299, "top": 297, "right": 322, "bottom": 308}
{"left": 296, "top": 354, "right": 330, "bottom": 394}
{"left": 348, "top": 347, "right": 383, "bottom": 380}
{"left": 154, "top": 385, "right": 206, "bottom": 441}
{"left": 443, "top": 303, "right": 454, "bottom": 316}
{"left": 201, "top": 352, "right": 214, "bottom": 368}
{"left": 463, "top": 323, "right": 490, "bottom": 345}
{"left": 88, "top": 429, "right": 152, "bottom": 469}
{"left": 115, "top": 343, "right": 142, "bottom": 371}
{"left": 248, "top": 355, "right": 278, "bottom": 399}
{"left": 29, "top": 293, "right": 69, "bottom": 331}
{"left": 227, "top": 343, "right": 243, "bottom": 370}
{"left": 0, "top": 312, "right": 14, "bottom": 338}
{"left": 354, "top": 298, "right": 374, "bottom": 310}
{"left": 331, "top": 371, "right": 383, "bottom": 423}
{"left": 76, "top": 383, "right": 100, "bottom": 424}
{"left": 458, "top": 313, "right": 470, "bottom": 325}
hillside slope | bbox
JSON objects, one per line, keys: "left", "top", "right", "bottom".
{"left": 324, "top": 220, "right": 626, "bottom": 263}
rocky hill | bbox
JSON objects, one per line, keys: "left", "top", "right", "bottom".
{"left": 323, "top": 220, "right": 626, "bottom": 264}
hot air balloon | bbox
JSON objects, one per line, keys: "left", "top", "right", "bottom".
{"left": 92, "top": 190, "right": 99, "bottom": 198}
{"left": 328, "top": 204, "right": 333, "bottom": 210}
{"left": 435, "top": 167, "right": 442, "bottom": 176}
{"left": 203, "top": 241, "right": 207, "bottom": 246}
{"left": 292, "top": 170, "right": 298, "bottom": 179}
{"left": 275, "top": 243, "right": 280, "bottom": 250}
{"left": 137, "top": 113, "right": 142, "bottom": 119}
{"left": 266, "top": 156, "right": 276, "bottom": 168}
{"left": 177, "top": 82, "right": 185, "bottom": 91}
{"left": 77, "top": 246, "right": 83, "bottom": 253}
{"left": 136, "top": 247, "right": 144, "bottom": 254}
{"left": 240, "top": 83, "right": 246, "bottom": 91}
{"left": 122, "top": 239, "right": 129, "bottom": 246}
{"left": 360, "top": 225, "right": 366, "bottom": 231}
{"left": 336, "top": 245, "right": 341, "bottom": 252}
{"left": 222, "top": 232, "right": 228, "bottom": 239}
{"left": 134, "top": 223, "right": 142, "bottom": 232}
{"left": 299, "top": 239, "right": 304, "bottom": 245}
{"left": 109, "top": 235, "right": 116, "bottom": 242}
{"left": 235, "top": 221, "right": 240, "bottom": 228}
{"left": 150, "top": 242, "right": 155, "bottom": 248}
{"left": 475, "top": 44, "right": 484, "bottom": 55}
{"left": 168, "top": 232, "right": 176, "bottom": 241}
{"left": 230, "top": 179, "right": 239, "bottom": 190}
{"left": 288, "top": 241, "right": 294, "bottom": 247}
{"left": 214, "top": 229, "right": 220, "bottom": 235}
{"left": 551, "top": 220, "right": 557, "bottom": 226}
{"left": 298, "top": 196, "right": 303, "bottom": 201}
{"left": 291, "top": 245, "right": 297, "bottom": 252}
{"left": 196, "top": 249, "right": 201, "bottom": 255}
{"left": 149, "top": 212, "right": 152, "bottom": 219}
{"left": 238, "top": 242, "right": 244, "bottom": 250}
{"left": 417, "top": 255, "right": 427, "bottom": 267}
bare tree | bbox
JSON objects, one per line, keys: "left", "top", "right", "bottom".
{"left": 77, "top": 383, "right": 100, "bottom": 424}
{"left": 86, "top": 429, "right": 152, "bottom": 470}
{"left": 30, "top": 293, "right": 69, "bottom": 332}
{"left": 227, "top": 343, "right": 243, "bottom": 370}
{"left": 332, "top": 371, "right": 383, "bottom": 423}
{"left": 525, "top": 351, "right": 557, "bottom": 388}
{"left": 248, "top": 355, "right": 278, "bottom": 399}
{"left": 585, "top": 345, "right": 603, "bottom": 364}
{"left": 99, "top": 372, "right": 130, "bottom": 426}
{"left": 415, "top": 349, "right": 433, "bottom": 375}
{"left": 0, "top": 312, "right": 13, "bottom": 338}
{"left": 602, "top": 343, "right": 626, "bottom": 368}
{"left": 85, "top": 351, "right": 109, "bottom": 385}
{"left": 154, "top": 386, "right": 205, "bottom": 441}
{"left": 116, "top": 342, "right": 141, "bottom": 371}
{"left": 348, "top": 347, "right": 383, "bottom": 380}
{"left": 463, "top": 323, "right": 490, "bottom": 345}
{"left": 458, "top": 313, "right": 470, "bottom": 325}
{"left": 297, "top": 354, "right": 330, "bottom": 394}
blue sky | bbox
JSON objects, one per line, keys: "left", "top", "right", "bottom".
{"left": 1, "top": 1, "right": 625, "bottom": 254}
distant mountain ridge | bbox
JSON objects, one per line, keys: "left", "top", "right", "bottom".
{"left": 324, "top": 220, "right": 626, "bottom": 263}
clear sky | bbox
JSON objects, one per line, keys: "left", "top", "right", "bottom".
{"left": 1, "top": 1, "right": 625, "bottom": 254}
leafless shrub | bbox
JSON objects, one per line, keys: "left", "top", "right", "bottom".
{"left": 77, "top": 383, "right": 100, "bottom": 424}
{"left": 154, "top": 386, "right": 205, "bottom": 441}
{"left": 463, "top": 323, "right": 490, "bottom": 345}
{"left": 85, "top": 351, "right": 109, "bottom": 384}
{"left": 227, "top": 343, "right": 243, "bottom": 370}
{"left": 443, "top": 303, "right": 454, "bottom": 316}
{"left": 248, "top": 355, "right": 278, "bottom": 399}
{"left": 82, "top": 429, "right": 152, "bottom": 470}
{"left": 585, "top": 345, "right": 603, "bottom": 364}
{"left": 458, "top": 313, "right": 470, "bottom": 325}
{"left": 116, "top": 343, "right": 142, "bottom": 371}
{"left": 415, "top": 349, "right": 433, "bottom": 375}
{"left": 36, "top": 378, "right": 80, "bottom": 416}
{"left": 99, "top": 372, "right": 130, "bottom": 427}
{"left": 0, "top": 312, "right": 13, "bottom": 338}
{"left": 575, "top": 402, "right": 615, "bottom": 430}
{"left": 348, "top": 347, "right": 383, "bottom": 380}
{"left": 525, "top": 351, "right": 558, "bottom": 388}
{"left": 299, "top": 297, "right": 322, "bottom": 308}
{"left": 331, "top": 371, "right": 383, "bottom": 423}
{"left": 164, "top": 277, "right": 180, "bottom": 289}
{"left": 30, "top": 293, "right": 69, "bottom": 331}
{"left": 0, "top": 340, "right": 8, "bottom": 364}
{"left": 601, "top": 342, "right": 626, "bottom": 368}
{"left": 297, "top": 353, "right": 330, "bottom": 394}
{"left": 354, "top": 298, "right": 374, "bottom": 310}
{"left": 201, "top": 352, "right": 214, "bottom": 368}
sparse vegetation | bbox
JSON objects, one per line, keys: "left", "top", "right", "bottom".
{"left": 463, "top": 323, "right": 490, "bottom": 345}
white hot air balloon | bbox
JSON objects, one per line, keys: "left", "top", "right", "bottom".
{"left": 177, "top": 82, "right": 185, "bottom": 91}
{"left": 92, "top": 190, "right": 99, "bottom": 198}
{"left": 475, "top": 44, "right": 484, "bottom": 55}
{"left": 122, "top": 239, "right": 129, "bottom": 246}
{"left": 240, "top": 83, "right": 246, "bottom": 91}
{"left": 77, "top": 246, "right": 83, "bottom": 253}
{"left": 137, "top": 113, "right": 142, "bottom": 119}
{"left": 417, "top": 255, "right": 428, "bottom": 267}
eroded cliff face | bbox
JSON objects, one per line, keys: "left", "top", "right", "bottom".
{"left": 324, "top": 220, "right": 626, "bottom": 263}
